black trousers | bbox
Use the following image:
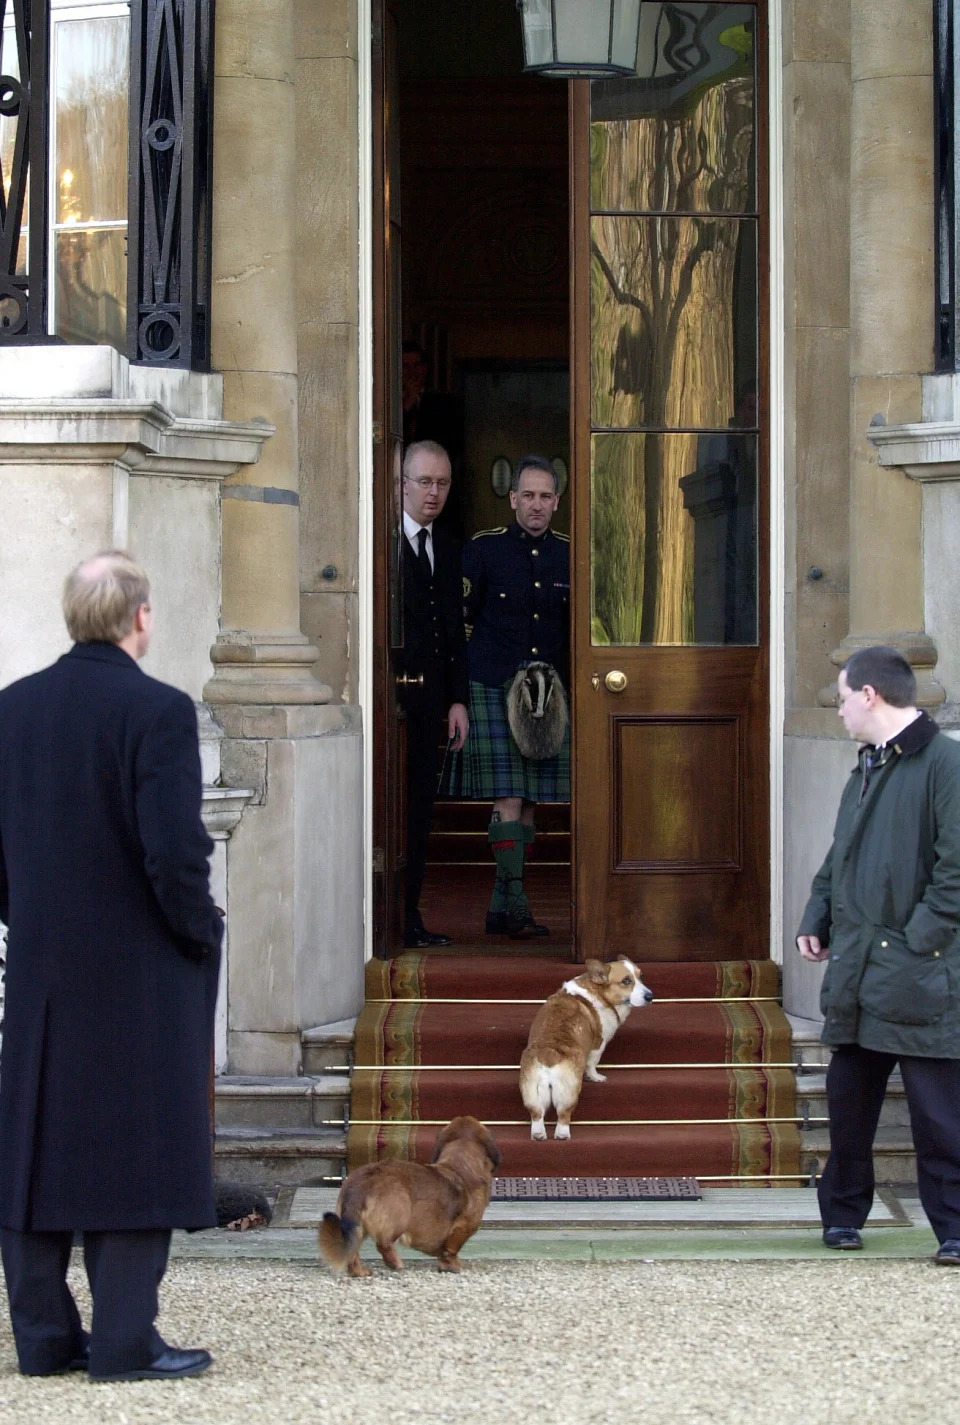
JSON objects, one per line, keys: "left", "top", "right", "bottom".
{"left": 403, "top": 683, "right": 446, "bottom": 932}
{"left": 818, "top": 1044, "right": 960, "bottom": 1242}
{"left": 0, "top": 1226, "right": 171, "bottom": 1376}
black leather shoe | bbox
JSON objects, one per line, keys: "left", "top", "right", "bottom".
{"left": 90, "top": 1348, "right": 213, "bottom": 1382}
{"left": 934, "top": 1238, "right": 960, "bottom": 1265}
{"left": 402, "top": 927, "right": 452, "bottom": 948}
{"left": 485, "top": 910, "right": 510, "bottom": 935}
{"left": 822, "top": 1227, "right": 863, "bottom": 1250}
{"left": 508, "top": 910, "right": 550, "bottom": 939}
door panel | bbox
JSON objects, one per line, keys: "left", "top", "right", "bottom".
{"left": 572, "top": 2, "right": 768, "bottom": 962}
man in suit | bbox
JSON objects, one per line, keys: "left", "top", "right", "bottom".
{"left": 398, "top": 441, "right": 469, "bottom": 947}
{"left": 0, "top": 550, "right": 222, "bottom": 1380}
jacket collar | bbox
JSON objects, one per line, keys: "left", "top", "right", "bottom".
{"left": 856, "top": 708, "right": 939, "bottom": 772}
{"left": 510, "top": 521, "right": 548, "bottom": 544}
{"left": 65, "top": 641, "right": 141, "bottom": 671}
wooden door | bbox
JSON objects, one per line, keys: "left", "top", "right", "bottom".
{"left": 371, "top": 0, "right": 405, "bottom": 957}
{"left": 571, "top": 3, "right": 769, "bottom": 962}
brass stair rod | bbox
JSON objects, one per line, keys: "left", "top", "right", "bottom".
{"left": 329, "top": 1116, "right": 828, "bottom": 1127}
{"left": 340, "top": 1061, "right": 804, "bottom": 1072}
{"left": 365, "top": 996, "right": 780, "bottom": 1005}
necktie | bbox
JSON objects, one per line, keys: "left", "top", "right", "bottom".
{"left": 416, "top": 527, "right": 431, "bottom": 579}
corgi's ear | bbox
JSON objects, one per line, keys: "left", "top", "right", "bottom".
{"left": 584, "top": 959, "right": 607, "bottom": 983}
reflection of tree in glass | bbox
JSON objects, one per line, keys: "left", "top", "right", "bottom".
{"left": 54, "top": 17, "right": 128, "bottom": 346}
{"left": 589, "top": 30, "right": 755, "bottom": 647}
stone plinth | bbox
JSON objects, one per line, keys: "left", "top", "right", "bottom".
{"left": 214, "top": 703, "right": 364, "bottom": 1075}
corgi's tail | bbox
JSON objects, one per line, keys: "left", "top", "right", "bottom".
{"left": 317, "top": 1211, "right": 361, "bottom": 1272}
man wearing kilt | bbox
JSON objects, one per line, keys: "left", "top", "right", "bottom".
{"left": 452, "top": 455, "right": 570, "bottom": 938}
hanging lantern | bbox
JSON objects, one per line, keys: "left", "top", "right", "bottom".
{"left": 517, "top": 0, "right": 642, "bottom": 78}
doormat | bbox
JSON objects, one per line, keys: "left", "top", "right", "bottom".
{"left": 492, "top": 1176, "right": 701, "bottom": 1201}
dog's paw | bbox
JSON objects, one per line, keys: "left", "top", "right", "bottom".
{"left": 585, "top": 1069, "right": 607, "bottom": 1083}
{"left": 554, "top": 1123, "right": 571, "bottom": 1140}
{"left": 530, "top": 1119, "right": 547, "bottom": 1141}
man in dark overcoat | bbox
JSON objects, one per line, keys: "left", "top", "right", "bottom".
{"left": 797, "top": 644, "right": 960, "bottom": 1263}
{"left": 0, "top": 550, "right": 223, "bottom": 1378}
{"left": 396, "top": 440, "right": 469, "bottom": 947}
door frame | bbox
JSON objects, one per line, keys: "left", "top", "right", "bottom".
{"left": 357, "top": 0, "right": 786, "bottom": 965}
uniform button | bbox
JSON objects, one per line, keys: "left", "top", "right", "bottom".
{"left": 534, "top": 580, "right": 541, "bottom": 588}
{"left": 880, "top": 940, "right": 888, "bottom": 947}
{"left": 532, "top": 548, "right": 539, "bottom": 556}
{"left": 499, "top": 592, "right": 506, "bottom": 598}
{"left": 935, "top": 951, "right": 942, "bottom": 958}
{"left": 533, "top": 613, "right": 540, "bottom": 620}
{"left": 531, "top": 647, "right": 538, "bottom": 654}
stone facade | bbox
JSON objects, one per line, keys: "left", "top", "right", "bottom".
{"left": 0, "top": 0, "right": 951, "bottom": 1047}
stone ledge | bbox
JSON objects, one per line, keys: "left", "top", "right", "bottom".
{"left": 213, "top": 703, "right": 360, "bottom": 739}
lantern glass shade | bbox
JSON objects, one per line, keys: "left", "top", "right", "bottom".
{"left": 518, "top": 0, "right": 642, "bottom": 78}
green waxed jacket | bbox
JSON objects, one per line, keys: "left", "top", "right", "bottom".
{"left": 798, "top": 712, "right": 960, "bottom": 1057}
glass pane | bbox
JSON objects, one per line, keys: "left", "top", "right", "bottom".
{"left": 591, "top": 2, "right": 755, "bottom": 213}
{"left": 555, "top": 0, "right": 606, "bottom": 64}
{"left": 54, "top": 14, "right": 129, "bottom": 225}
{"left": 55, "top": 226, "right": 126, "bottom": 346}
{"left": 591, "top": 215, "right": 757, "bottom": 428}
{"left": 520, "top": 0, "right": 554, "bottom": 66}
{"left": 611, "top": 0, "right": 642, "bottom": 69}
{"left": 592, "top": 431, "right": 756, "bottom": 645}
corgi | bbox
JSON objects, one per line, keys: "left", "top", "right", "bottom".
{"left": 317, "top": 1116, "right": 500, "bottom": 1276}
{"left": 519, "top": 958, "right": 653, "bottom": 1140}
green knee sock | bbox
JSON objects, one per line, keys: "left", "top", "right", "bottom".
{"left": 487, "top": 820, "right": 528, "bottom": 916}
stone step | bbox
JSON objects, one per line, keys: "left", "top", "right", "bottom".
{"left": 214, "top": 1127, "right": 346, "bottom": 1188}
{"left": 301, "top": 1017, "right": 355, "bottom": 1076}
{"left": 796, "top": 1069, "right": 910, "bottom": 1132}
{"left": 215, "top": 1075, "right": 349, "bottom": 1132}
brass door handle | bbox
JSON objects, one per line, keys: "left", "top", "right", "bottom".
{"left": 396, "top": 673, "right": 424, "bottom": 688}
{"left": 604, "top": 670, "right": 628, "bottom": 693}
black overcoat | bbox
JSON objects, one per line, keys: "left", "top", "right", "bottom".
{"left": 0, "top": 642, "right": 223, "bottom": 1231}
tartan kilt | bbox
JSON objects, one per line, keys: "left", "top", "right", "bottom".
{"left": 444, "top": 678, "right": 570, "bottom": 802}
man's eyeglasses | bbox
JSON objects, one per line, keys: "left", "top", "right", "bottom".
{"left": 405, "top": 477, "right": 451, "bottom": 492}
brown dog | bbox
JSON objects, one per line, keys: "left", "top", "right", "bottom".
{"left": 318, "top": 1115, "right": 500, "bottom": 1276}
{"left": 520, "top": 958, "right": 654, "bottom": 1140}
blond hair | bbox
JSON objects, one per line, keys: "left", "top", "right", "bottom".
{"left": 62, "top": 550, "right": 151, "bottom": 644}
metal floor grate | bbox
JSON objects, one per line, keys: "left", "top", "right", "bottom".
{"left": 492, "top": 1176, "right": 701, "bottom": 1201}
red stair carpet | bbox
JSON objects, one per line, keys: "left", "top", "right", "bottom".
{"left": 348, "top": 955, "right": 802, "bottom": 1182}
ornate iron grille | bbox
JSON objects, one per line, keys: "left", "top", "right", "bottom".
{"left": 0, "top": 0, "right": 53, "bottom": 344}
{"left": 936, "top": 0, "right": 959, "bottom": 371}
{"left": 127, "top": 0, "right": 214, "bottom": 369}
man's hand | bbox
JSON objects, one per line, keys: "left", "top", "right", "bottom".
{"left": 797, "top": 934, "right": 828, "bottom": 962}
{"left": 448, "top": 703, "right": 469, "bottom": 750}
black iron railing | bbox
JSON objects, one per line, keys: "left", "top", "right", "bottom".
{"left": 936, "top": 0, "right": 959, "bottom": 371}
{"left": 127, "top": 0, "right": 215, "bottom": 369}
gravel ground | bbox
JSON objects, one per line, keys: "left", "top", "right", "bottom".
{"left": 0, "top": 1256, "right": 957, "bottom": 1425}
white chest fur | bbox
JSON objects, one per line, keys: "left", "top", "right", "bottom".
{"left": 561, "top": 979, "right": 627, "bottom": 1048}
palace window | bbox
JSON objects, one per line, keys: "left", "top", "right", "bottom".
{"left": 1, "top": 0, "right": 129, "bottom": 349}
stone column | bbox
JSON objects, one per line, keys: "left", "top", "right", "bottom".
{"left": 822, "top": 0, "right": 939, "bottom": 704}
{"left": 204, "top": 0, "right": 330, "bottom": 705}
{"left": 202, "top": 0, "right": 365, "bottom": 1075}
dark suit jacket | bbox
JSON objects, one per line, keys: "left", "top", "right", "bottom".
{"left": 397, "top": 526, "right": 469, "bottom": 712}
{"left": 0, "top": 642, "right": 223, "bottom": 1232}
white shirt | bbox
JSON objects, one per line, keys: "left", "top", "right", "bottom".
{"left": 403, "top": 509, "right": 434, "bottom": 573}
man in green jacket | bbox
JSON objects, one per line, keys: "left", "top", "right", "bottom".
{"left": 797, "top": 645, "right": 960, "bottom": 1263}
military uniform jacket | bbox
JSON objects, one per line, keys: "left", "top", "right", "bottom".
{"left": 797, "top": 711, "right": 960, "bottom": 1058}
{"left": 463, "top": 522, "right": 570, "bottom": 688}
